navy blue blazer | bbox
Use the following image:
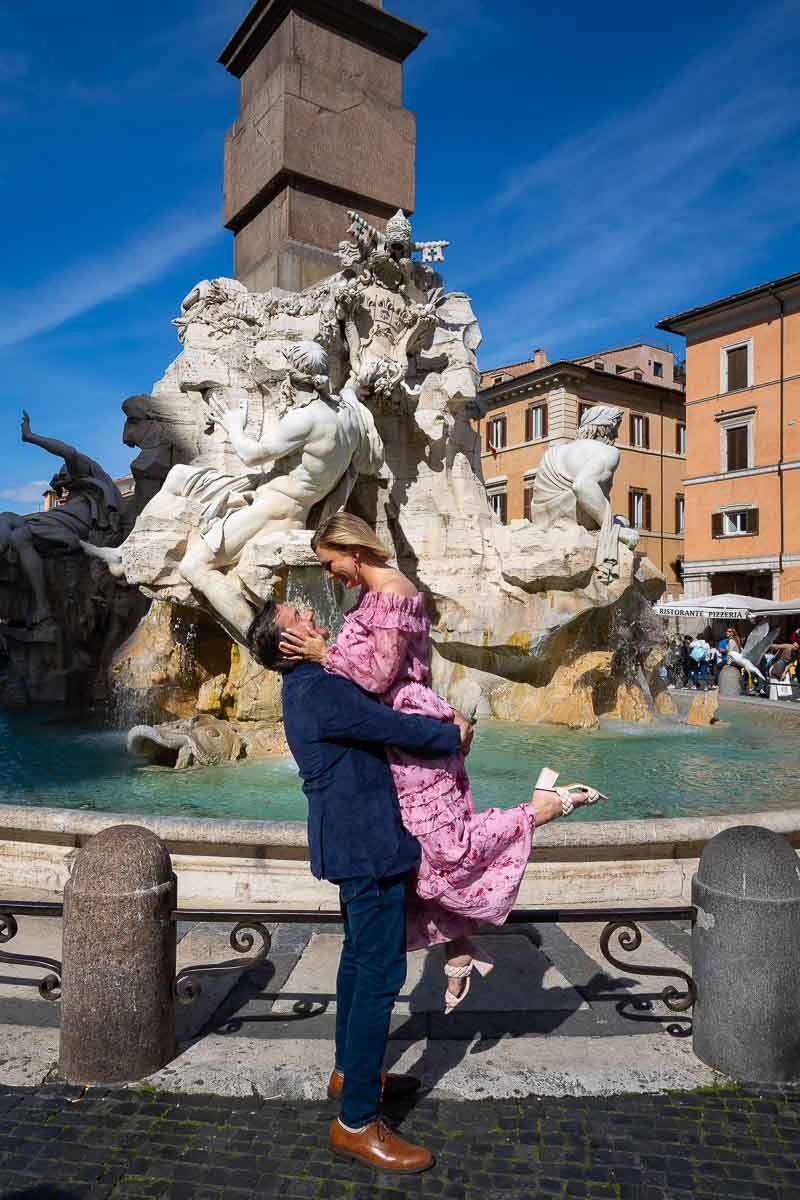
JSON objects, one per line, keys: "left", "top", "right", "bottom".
{"left": 282, "top": 662, "right": 461, "bottom": 882}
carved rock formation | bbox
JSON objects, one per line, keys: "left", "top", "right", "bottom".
{"left": 127, "top": 714, "right": 287, "bottom": 770}
{"left": 687, "top": 691, "right": 720, "bottom": 727}
{"left": 98, "top": 211, "right": 666, "bottom": 732}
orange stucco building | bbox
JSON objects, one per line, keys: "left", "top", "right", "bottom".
{"left": 477, "top": 345, "right": 687, "bottom": 595}
{"left": 658, "top": 271, "right": 800, "bottom": 601}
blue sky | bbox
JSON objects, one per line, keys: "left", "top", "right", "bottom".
{"left": 2, "top": 0, "right": 800, "bottom": 510}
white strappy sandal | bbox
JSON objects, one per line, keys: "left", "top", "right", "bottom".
{"left": 534, "top": 767, "right": 606, "bottom": 815}
{"left": 444, "top": 949, "right": 495, "bottom": 1013}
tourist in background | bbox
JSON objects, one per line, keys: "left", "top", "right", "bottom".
{"left": 688, "top": 636, "right": 710, "bottom": 689}
{"left": 725, "top": 627, "right": 743, "bottom": 655}
{"left": 679, "top": 635, "right": 694, "bottom": 688}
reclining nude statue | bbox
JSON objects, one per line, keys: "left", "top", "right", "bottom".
{"left": 84, "top": 342, "right": 386, "bottom": 640}
{"left": 531, "top": 404, "right": 640, "bottom": 584}
{"left": 0, "top": 412, "right": 123, "bottom": 626}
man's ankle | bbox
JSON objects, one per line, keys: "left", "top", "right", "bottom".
{"left": 338, "top": 1118, "right": 369, "bottom": 1134}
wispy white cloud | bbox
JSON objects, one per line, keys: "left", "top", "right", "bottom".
{"left": 0, "top": 208, "right": 223, "bottom": 349}
{"left": 473, "top": 0, "right": 800, "bottom": 364}
{"left": 0, "top": 479, "right": 48, "bottom": 503}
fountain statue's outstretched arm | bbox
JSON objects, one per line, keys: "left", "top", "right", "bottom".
{"left": 206, "top": 394, "right": 313, "bottom": 469}
{"left": 20, "top": 411, "right": 93, "bottom": 475}
{"left": 79, "top": 540, "right": 125, "bottom": 577}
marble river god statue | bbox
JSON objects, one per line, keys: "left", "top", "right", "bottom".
{"left": 531, "top": 404, "right": 640, "bottom": 585}
{"left": 93, "top": 209, "right": 667, "bottom": 733}
{"left": 84, "top": 342, "right": 385, "bottom": 642}
{"left": 0, "top": 412, "right": 123, "bottom": 626}
{"left": 0, "top": 412, "right": 144, "bottom": 708}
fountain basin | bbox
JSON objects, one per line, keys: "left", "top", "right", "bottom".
{"left": 3, "top": 699, "right": 799, "bottom": 906}
{"left": 1, "top": 801, "right": 798, "bottom": 909}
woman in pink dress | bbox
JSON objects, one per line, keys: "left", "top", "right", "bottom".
{"left": 279, "top": 514, "right": 605, "bottom": 1009}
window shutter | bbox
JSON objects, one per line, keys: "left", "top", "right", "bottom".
{"left": 644, "top": 493, "right": 652, "bottom": 530}
{"left": 500, "top": 417, "right": 507, "bottom": 448}
{"left": 643, "top": 416, "right": 650, "bottom": 449}
{"left": 485, "top": 423, "right": 491, "bottom": 452}
{"left": 675, "top": 497, "right": 680, "bottom": 533}
{"left": 629, "top": 414, "right": 635, "bottom": 444}
{"left": 712, "top": 512, "right": 723, "bottom": 538}
{"left": 500, "top": 493, "right": 508, "bottom": 524}
{"left": 525, "top": 408, "right": 532, "bottom": 442}
{"left": 628, "top": 491, "right": 635, "bottom": 526}
{"left": 542, "top": 405, "right": 549, "bottom": 438}
{"left": 747, "top": 508, "right": 759, "bottom": 534}
{"left": 727, "top": 426, "right": 748, "bottom": 471}
{"left": 726, "top": 346, "right": 749, "bottom": 392}
{"left": 676, "top": 423, "right": 685, "bottom": 454}
{"left": 524, "top": 486, "right": 534, "bottom": 521}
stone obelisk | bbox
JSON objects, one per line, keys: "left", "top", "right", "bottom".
{"left": 218, "top": 0, "right": 427, "bottom": 292}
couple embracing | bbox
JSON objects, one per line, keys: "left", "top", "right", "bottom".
{"left": 248, "top": 514, "right": 604, "bottom": 1174}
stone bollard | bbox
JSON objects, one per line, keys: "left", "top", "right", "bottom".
{"left": 693, "top": 825, "right": 800, "bottom": 1084}
{"left": 717, "top": 664, "right": 741, "bottom": 697}
{"left": 59, "top": 825, "right": 177, "bottom": 1084}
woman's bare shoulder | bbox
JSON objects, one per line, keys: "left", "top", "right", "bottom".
{"left": 376, "top": 571, "right": 418, "bottom": 598}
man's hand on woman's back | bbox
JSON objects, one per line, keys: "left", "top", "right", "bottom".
{"left": 452, "top": 710, "right": 474, "bottom": 756}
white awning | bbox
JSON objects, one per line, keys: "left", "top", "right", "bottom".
{"left": 653, "top": 593, "right": 800, "bottom": 620}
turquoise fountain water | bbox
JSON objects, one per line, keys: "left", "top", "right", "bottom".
{"left": 2, "top": 701, "right": 798, "bottom": 823}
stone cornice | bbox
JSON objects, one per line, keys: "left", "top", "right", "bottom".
{"left": 480, "top": 360, "right": 686, "bottom": 409}
{"left": 219, "top": 0, "right": 427, "bottom": 77}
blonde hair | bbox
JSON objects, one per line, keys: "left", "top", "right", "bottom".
{"left": 311, "top": 513, "right": 392, "bottom": 562}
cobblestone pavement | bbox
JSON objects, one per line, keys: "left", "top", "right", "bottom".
{"left": 1, "top": 1082, "right": 798, "bottom": 1200}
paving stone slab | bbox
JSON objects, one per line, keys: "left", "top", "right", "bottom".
{"left": 143, "top": 1029, "right": 719, "bottom": 1100}
{"left": 271, "top": 934, "right": 589, "bottom": 1016}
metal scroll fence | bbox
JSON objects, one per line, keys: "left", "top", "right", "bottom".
{"left": 0, "top": 900, "right": 697, "bottom": 1035}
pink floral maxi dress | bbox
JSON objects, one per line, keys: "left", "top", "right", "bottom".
{"left": 324, "top": 590, "right": 535, "bottom": 951}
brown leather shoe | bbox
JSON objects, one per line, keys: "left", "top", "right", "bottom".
{"left": 329, "top": 1117, "right": 434, "bottom": 1173}
{"left": 327, "top": 1068, "right": 421, "bottom": 1103}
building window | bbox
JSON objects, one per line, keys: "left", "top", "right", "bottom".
{"left": 721, "top": 340, "right": 752, "bottom": 393}
{"left": 492, "top": 375, "right": 504, "bottom": 386}
{"left": 593, "top": 360, "right": 605, "bottom": 371}
{"left": 633, "top": 370, "right": 643, "bottom": 381}
{"left": 653, "top": 361, "right": 663, "bottom": 378}
{"left": 486, "top": 416, "right": 506, "bottom": 453}
{"left": 676, "top": 422, "right": 687, "bottom": 455}
{"left": 488, "top": 490, "right": 507, "bottom": 524}
{"left": 712, "top": 508, "right": 758, "bottom": 538}
{"left": 616, "top": 365, "right": 626, "bottom": 375}
{"left": 725, "top": 425, "right": 749, "bottom": 472}
{"left": 525, "top": 403, "right": 548, "bottom": 441}
{"left": 629, "top": 489, "right": 652, "bottom": 530}
{"left": 630, "top": 413, "right": 650, "bottom": 448}
{"left": 675, "top": 494, "right": 685, "bottom": 534}
{"left": 523, "top": 482, "right": 535, "bottom": 521}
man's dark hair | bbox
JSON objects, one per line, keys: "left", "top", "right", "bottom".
{"left": 247, "top": 600, "right": 290, "bottom": 672}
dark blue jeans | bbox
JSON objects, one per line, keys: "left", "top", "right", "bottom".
{"left": 334, "top": 873, "right": 408, "bottom": 1128}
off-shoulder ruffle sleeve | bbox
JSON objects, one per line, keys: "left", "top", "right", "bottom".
{"left": 325, "top": 624, "right": 409, "bottom": 694}
{"left": 324, "top": 590, "right": 428, "bottom": 696}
